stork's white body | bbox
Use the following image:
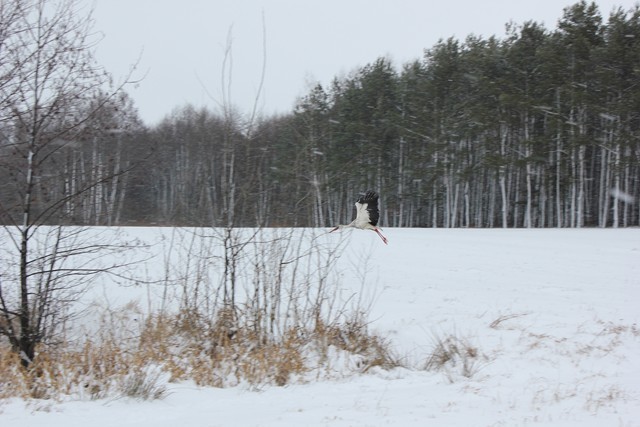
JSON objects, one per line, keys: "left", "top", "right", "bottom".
{"left": 351, "top": 200, "right": 374, "bottom": 229}
{"left": 330, "top": 190, "right": 388, "bottom": 244}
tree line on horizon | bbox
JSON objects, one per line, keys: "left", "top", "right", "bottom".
{"left": 2, "top": 0, "right": 639, "bottom": 229}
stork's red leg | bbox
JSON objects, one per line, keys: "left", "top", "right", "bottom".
{"left": 375, "top": 228, "right": 388, "bottom": 245}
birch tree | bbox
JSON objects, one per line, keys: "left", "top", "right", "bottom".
{"left": 0, "top": 0, "right": 139, "bottom": 367}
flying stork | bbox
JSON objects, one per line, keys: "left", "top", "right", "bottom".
{"left": 329, "top": 190, "right": 388, "bottom": 244}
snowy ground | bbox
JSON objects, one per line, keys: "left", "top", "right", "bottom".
{"left": 1, "top": 227, "right": 639, "bottom": 426}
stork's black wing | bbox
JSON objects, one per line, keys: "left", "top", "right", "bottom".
{"left": 357, "top": 190, "right": 380, "bottom": 226}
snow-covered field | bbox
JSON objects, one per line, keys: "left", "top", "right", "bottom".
{"left": 2, "top": 227, "right": 639, "bottom": 426}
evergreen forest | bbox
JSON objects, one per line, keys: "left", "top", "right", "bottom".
{"left": 2, "top": 1, "right": 639, "bottom": 228}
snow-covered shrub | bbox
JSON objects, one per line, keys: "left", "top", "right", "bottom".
{"left": 424, "top": 332, "right": 486, "bottom": 382}
{"left": 118, "top": 365, "right": 169, "bottom": 401}
{"left": 0, "top": 228, "right": 401, "bottom": 399}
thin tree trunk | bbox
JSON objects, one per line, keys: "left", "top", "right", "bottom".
{"left": 613, "top": 144, "right": 621, "bottom": 228}
{"left": 577, "top": 144, "right": 585, "bottom": 228}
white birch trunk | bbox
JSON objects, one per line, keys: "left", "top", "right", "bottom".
{"left": 432, "top": 182, "right": 438, "bottom": 228}
{"left": 577, "top": 144, "right": 585, "bottom": 228}
{"left": 464, "top": 181, "right": 470, "bottom": 228}
{"left": 499, "top": 128, "right": 508, "bottom": 228}
{"left": 612, "top": 144, "right": 621, "bottom": 228}
{"left": 555, "top": 89, "right": 563, "bottom": 227}
{"left": 599, "top": 145, "right": 610, "bottom": 227}
{"left": 397, "top": 137, "right": 405, "bottom": 227}
{"left": 524, "top": 151, "right": 532, "bottom": 228}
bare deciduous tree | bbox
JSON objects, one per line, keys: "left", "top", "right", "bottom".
{"left": 0, "top": 0, "right": 140, "bottom": 368}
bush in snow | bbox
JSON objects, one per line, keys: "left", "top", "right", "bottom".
{"left": 424, "top": 332, "right": 486, "bottom": 382}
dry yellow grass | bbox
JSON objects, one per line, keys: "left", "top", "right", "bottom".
{"left": 0, "top": 305, "right": 396, "bottom": 400}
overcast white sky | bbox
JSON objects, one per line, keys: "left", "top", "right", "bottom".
{"left": 88, "top": 0, "right": 637, "bottom": 125}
